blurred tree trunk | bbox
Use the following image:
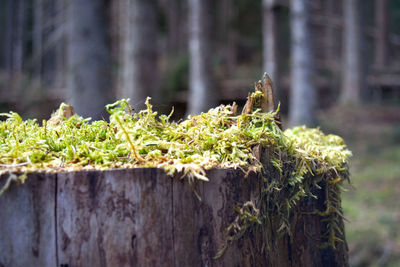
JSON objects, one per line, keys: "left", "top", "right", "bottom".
{"left": 3, "top": 0, "right": 13, "bottom": 75}
{"left": 263, "top": 0, "right": 279, "bottom": 98}
{"left": 219, "top": 0, "right": 237, "bottom": 76}
{"left": 324, "top": 0, "right": 335, "bottom": 70}
{"left": 13, "top": 0, "right": 25, "bottom": 76}
{"left": 340, "top": 0, "right": 361, "bottom": 104}
{"left": 54, "top": 0, "right": 66, "bottom": 89}
{"left": 66, "top": 0, "right": 112, "bottom": 119}
{"left": 120, "top": 0, "right": 158, "bottom": 110}
{"left": 163, "top": 0, "right": 180, "bottom": 53}
{"left": 33, "top": 0, "right": 43, "bottom": 85}
{"left": 187, "top": 0, "right": 217, "bottom": 115}
{"left": 288, "top": 0, "right": 316, "bottom": 127}
{"left": 375, "top": 0, "right": 388, "bottom": 68}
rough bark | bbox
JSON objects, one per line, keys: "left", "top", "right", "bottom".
{"left": 340, "top": 0, "right": 361, "bottom": 104}
{"left": 0, "top": 168, "right": 349, "bottom": 266}
{"left": 288, "top": 0, "right": 317, "bottom": 127}
{"left": 57, "top": 169, "right": 174, "bottom": 267}
{"left": 120, "top": 0, "right": 158, "bottom": 110}
{"left": 263, "top": 0, "right": 279, "bottom": 98}
{"left": 0, "top": 173, "right": 57, "bottom": 267}
{"left": 66, "top": 0, "right": 112, "bottom": 119}
{"left": 187, "top": 0, "right": 218, "bottom": 115}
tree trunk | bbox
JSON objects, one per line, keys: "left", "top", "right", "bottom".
{"left": 3, "top": 0, "right": 14, "bottom": 91}
{"left": 375, "top": 0, "right": 388, "bottom": 68}
{"left": 288, "top": 0, "right": 316, "bottom": 127}
{"left": 340, "top": 0, "right": 361, "bottom": 104}
{"left": 263, "top": 0, "right": 279, "bottom": 99}
{"left": 120, "top": 0, "right": 158, "bottom": 110}
{"left": 13, "top": 0, "right": 25, "bottom": 76}
{"left": 324, "top": 0, "right": 336, "bottom": 70}
{"left": 66, "top": 0, "right": 112, "bottom": 119}
{"left": 54, "top": 0, "right": 66, "bottom": 89}
{"left": 33, "top": 0, "right": 43, "bottom": 85}
{"left": 187, "top": 0, "right": 218, "bottom": 115}
{"left": 161, "top": 0, "right": 180, "bottom": 54}
{"left": 0, "top": 168, "right": 349, "bottom": 266}
{"left": 219, "top": 0, "right": 237, "bottom": 76}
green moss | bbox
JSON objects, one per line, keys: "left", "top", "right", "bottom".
{"left": 0, "top": 97, "right": 351, "bottom": 254}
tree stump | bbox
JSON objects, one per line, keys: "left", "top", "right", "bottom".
{"left": 0, "top": 168, "right": 348, "bottom": 267}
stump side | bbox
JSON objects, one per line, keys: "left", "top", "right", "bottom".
{"left": 0, "top": 173, "right": 57, "bottom": 267}
{"left": 0, "top": 169, "right": 348, "bottom": 267}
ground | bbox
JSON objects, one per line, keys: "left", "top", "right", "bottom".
{"left": 319, "top": 104, "right": 400, "bottom": 267}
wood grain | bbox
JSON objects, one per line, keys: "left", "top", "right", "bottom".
{"left": 0, "top": 168, "right": 349, "bottom": 267}
{"left": 0, "top": 172, "right": 57, "bottom": 267}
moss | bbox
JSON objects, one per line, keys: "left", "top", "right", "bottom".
{"left": 0, "top": 97, "right": 351, "bottom": 254}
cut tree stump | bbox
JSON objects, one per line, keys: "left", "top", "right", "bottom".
{"left": 0, "top": 168, "right": 348, "bottom": 267}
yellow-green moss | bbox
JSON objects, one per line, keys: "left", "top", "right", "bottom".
{"left": 0, "top": 98, "right": 351, "bottom": 252}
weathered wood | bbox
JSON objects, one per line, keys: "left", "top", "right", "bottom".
{"left": 0, "top": 168, "right": 349, "bottom": 266}
{"left": 0, "top": 173, "right": 57, "bottom": 267}
{"left": 57, "top": 169, "right": 174, "bottom": 267}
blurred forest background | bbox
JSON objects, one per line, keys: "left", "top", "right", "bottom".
{"left": 1, "top": 0, "right": 400, "bottom": 266}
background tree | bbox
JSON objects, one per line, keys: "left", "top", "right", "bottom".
{"left": 66, "top": 0, "right": 112, "bottom": 119}
{"left": 340, "top": 0, "right": 361, "bottom": 104}
{"left": 33, "top": 0, "right": 43, "bottom": 86}
{"left": 120, "top": 0, "right": 158, "bottom": 110}
{"left": 187, "top": 0, "right": 217, "bottom": 115}
{"left": 288, "top": 0, "right": 316, "bottom": 127}
{"left": 375, "top": 0, "right": 388, "bottom": 68}
{"left": 262, "top": 0, "right": 279, "bottom": 98}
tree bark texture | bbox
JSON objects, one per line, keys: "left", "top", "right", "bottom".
{"left": 187, "top": 0, "right": 218, "bottom": 115}
{"left": 340, "top": 0, "right": 361, "bottom": 104}
{"left": 288, "top": 0, "right": 316, "bottom": 127}
{"left": 0, "top": 168, "right": 348, "bottom": 267}
{"left": 120, "top": 0, "right": 158, "bottom": 110}
{"left": 66, "top": 0, "right": 112, "bottom": 120}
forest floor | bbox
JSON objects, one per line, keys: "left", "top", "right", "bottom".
{"left": 319, "top": 104, "right": 400, "bottom": 267}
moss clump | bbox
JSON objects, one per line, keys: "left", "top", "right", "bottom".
{"left": 0, "top": 98, "right": 284, "bottom": 180}
{"left": 0, "top": 97, "right": 351, "bottom": 252}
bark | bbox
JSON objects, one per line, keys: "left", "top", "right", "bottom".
{"left": 324, "top": 0, "right": 336, "bottom": 70}
{"left": 120, "top": 0, "right": 158, "bottom": 110}
{"left": 0, "top": 173, "right": 57, "bottom": 267}
{"left": 288, "top": 0, "right": 317, "bottom": 127}
{"left": 3, "top": 0, "right": 13, "bottom": 79}
{"left": 66, "top": 0, "right": 112, "bottom": 119}
{"left": 263, "top": 0, "right": 279, "bottom": 98}
{"left": 0, "top": 168, "right": 349, "bottom": 266}
{"left": 54, "top": 0, "right": 66, "bottom": 89}
{"left": 163, "top": 0, "right": 180, "bottom": 53}
{"left": 375, "top": 0, "right": 388, "bottom": 68}
{"left": 220, "top": 0, "right": 237, "bottom": 75}
{"left": 33, "top": 0, "right": 43, "bottom": 84}
{"left": 12, "top": 0, "right": 25, "bottom": 75}
{"left": 187, "top": 0, "right": 218, "bottom": 115}
{"left": 340, "top": 0, "right": 361, "bottom": 104}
